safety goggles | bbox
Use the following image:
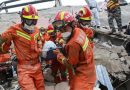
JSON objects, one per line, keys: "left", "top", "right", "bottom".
{"left": 52, "top": 20, "right": 66, "bottom": 29}
{"left": 24, "top": 19, "right": 38, "bottom": 26}
{"left": 80, "top": 19, "right": 91, "bottom": 26}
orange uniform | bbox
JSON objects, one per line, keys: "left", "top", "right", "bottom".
{"left": 0, "top": 41, "right": 11, "bottom": 62}
{"left": 65, "top": 28, "right": 96, "bottom": 90}
{"left": 0, "top": 54, "right": 10, "bottom": 62}
{"left": 42, "top": 33, "right": 50, "bottom": 41}
{"left": 1, "top": 24, "right": 45, "bottom": 90}
{"left": 82, "top": 27, "right": 94, "bottom": 48}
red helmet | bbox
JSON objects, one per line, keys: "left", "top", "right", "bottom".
{"left": 54, "top": 11, "right": 75, "bottom": 23}
{"left": 78, "top": 6, "right": 92, "bottom": 20}
{"left": 47, "top": 24, "right": 54, "bottom": 33}
{"left": 21, "top": 5, "right": 38, "bottom": 20}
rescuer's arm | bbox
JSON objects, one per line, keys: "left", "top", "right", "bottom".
{"left": 0, "top": 35, "right": 7, "bottom": 52}
{"left": 53, "top": 49, "right": 76, "bottom": 75}
{"left": 53, "top": 42, "right": 81, "bottom": 74}
{"left": 0, "top": 27, "right": 14, "bottom": 53}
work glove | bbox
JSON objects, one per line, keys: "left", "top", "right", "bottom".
{"left": 53, "top": 49, "right": 65, "bottom": 64}
{"left": 56, "top": 38, "right": 65, "bottom": 45}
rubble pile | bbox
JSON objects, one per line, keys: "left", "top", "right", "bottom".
{"left": 94, "top": 40, "right": 130, "bottom": 81}
{"left": 0, "top": 4, "right": 130, "bottom": 90}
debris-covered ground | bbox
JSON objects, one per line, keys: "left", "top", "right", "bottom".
{"left": 94, "top": 39, "right": 130, "bottom": 81}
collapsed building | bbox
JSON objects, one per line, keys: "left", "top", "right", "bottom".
{"left": 0, "top": 2, "right": 130, "bottom": 90}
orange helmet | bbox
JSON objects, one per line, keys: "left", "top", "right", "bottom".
{"left": 21, "top": 5, "right": 38, "bottom": 20}
{"left": 54, "top": 11, "right": 75, "bottom": 23}
{"left": 53, "top": 11, "right": 75, "bottom": 29}
{"left": 77, "top": 6, "right": 92, "bottom": 21}
{"left": 47, "top": 24, "right": 54, "bottom": 33}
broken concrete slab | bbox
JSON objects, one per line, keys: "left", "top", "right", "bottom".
{"left": 95, "top": 27, "right": 111, "bottom": 35}
{"left": 94, "top": 42, "right": 130, "bottom": 81}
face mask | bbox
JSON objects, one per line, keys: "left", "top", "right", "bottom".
{"left": 23, "top": 23, "right": 35, "bottom": 34}
{"left": 80, "top": 23, "right": 89, "bottom": 29}
{"left": 62, "top": 32, "right": 71, "bottom": 41}
{"left": 41, "top": 32, "right": 45, "bottom": 35}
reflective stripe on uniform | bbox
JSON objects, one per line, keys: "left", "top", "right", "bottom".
{"left": 1, "top": 44, "right": 4, "bottom": 52}
{"left": 107, "top": 1, "right": 119, "bottom": 10}
{"left": 107, "top": 1, "right": 114, "bottom": 7}
{"left": 82, "top": 37, "right": 89, "bottom": 51}
{"left": 16, "top": 30, "right": 31, "bottom": 40}
{"left": 34, "top": 33, "right": 39, "bottom": 40}
{"left": 34, "top": 33, "right": 42, "bottom": 41}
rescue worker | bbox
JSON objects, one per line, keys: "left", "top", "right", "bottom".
{"left": 52, "top": 11, "right": 96, "bottom": 90}
{"left": 47, "top": 24, "right": 56, "bottom": 41}
{"left": 76, "top": 6, "right": 94, "bottom": 48}
{"left": 86, "top": 0, "right": 101, "bottom": 28}
{"left": 0, "top": 5, "right": 45, "bottom": 90}
{"left": 107, "top": 0, "right": 122, "bottom": 34}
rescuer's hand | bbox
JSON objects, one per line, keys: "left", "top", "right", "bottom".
{"left": 53, "top": 49, "right": 65, "bottom": 64}
{"left": 55, "top": 38, "right": 65, "bottom": 45}
{"left": 58, "top": 39, "right": 65, "bottom": 45}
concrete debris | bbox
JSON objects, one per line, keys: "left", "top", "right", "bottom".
{"left": 120, "top": 57, "right": 126, "bottom": 62}
{"left": 93, "top": 38, "right": 99, "bottom": 43}
{"left": 101, "top": 42, "right": 112, "bottom": 48}
{"left": 110, "top": 53, "right": 119, "bottom": 60}
{"left": 94, "top": 42, "right": 130, "bottom": 81}
{"left": 95, "top": 27, "right": 111, "bottom": 35}
{"left": 111, "top": 45, "right": 124, "bottom": 54}
{"left": 124, "top": 56, "right": 130, "bottom": 65}
{"left": 121, "top": 64, "right": 130, "bottom": 74}
{"left": 121, "top": 51, "right": 128, "bottom": 56}
{"left": 111, "top": 73, "right": 126, "bottom": 81}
